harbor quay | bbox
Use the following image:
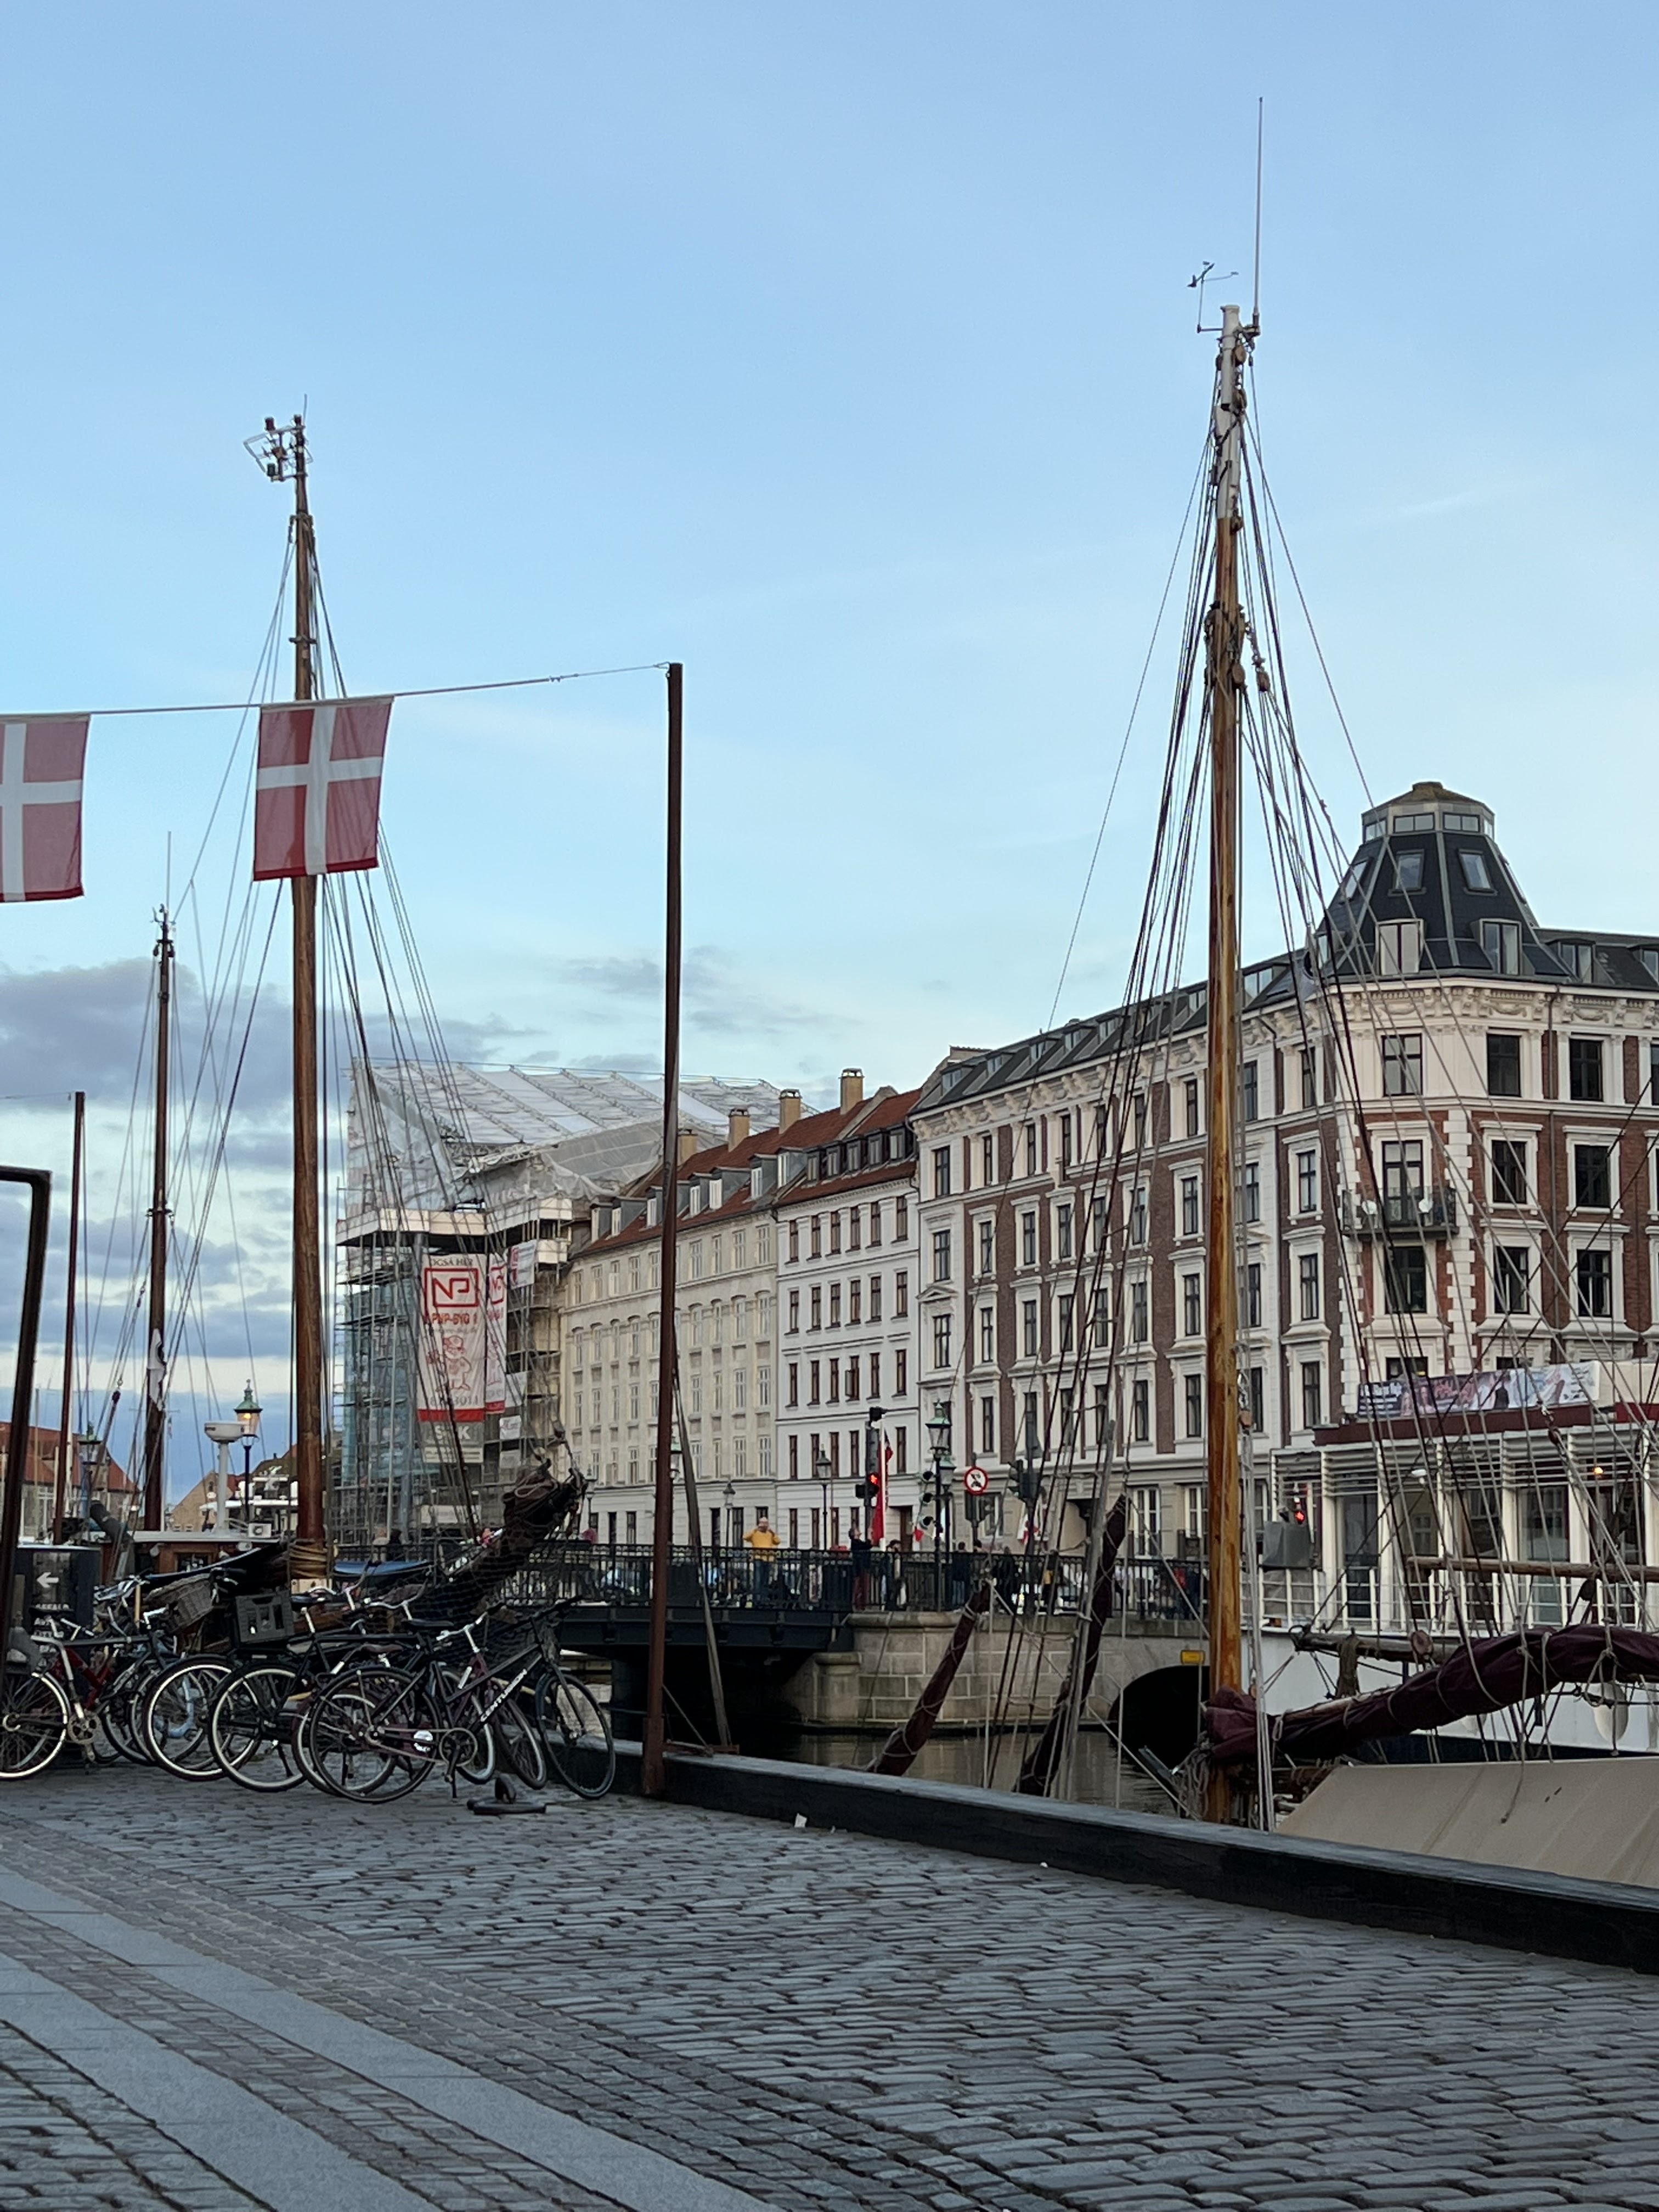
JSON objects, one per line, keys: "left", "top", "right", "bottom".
{"left": 0, "top": 1763, "right": 1656, "bottom": 2211}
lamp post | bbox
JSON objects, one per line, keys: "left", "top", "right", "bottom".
{"left": 235, "top": 1381, "right": 261, "bottom": 1532}
{"left": 925, "top": 1401, "right": 954, "bottom": 1570}
{"left": 812, "top": 1447, "right": 831, "bottom": 1552}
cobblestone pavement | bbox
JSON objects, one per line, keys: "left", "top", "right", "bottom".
{"left": 1, "top": 1763, "right": 1657, "bottom": 2210}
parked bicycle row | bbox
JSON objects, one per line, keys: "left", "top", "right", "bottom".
{"left": 2, "top": 1558, "right": 616, "bottom": 1803}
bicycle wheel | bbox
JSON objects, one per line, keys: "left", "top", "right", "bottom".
{"left": 95, "top": 1660, "right": 157, "bottom": 1764}
{"left": 0, "top": 1670, "right": 70, "bottom": 1779}
{"left": 302, "top": 1667, "right": 437, "bottom": 1803}
{"left": 210, "top": 1663, "right": 307, "bottom": 1792}
{"left": 535, "top": 1669, "right": 614, "bottom": 1799}
{"left": 140, "top": 1657, "right": 234, "bottom": 1779}
{"left": 437, "top": 1666, "right": 495, "bottom": 1785}
{"left": 492, "top": 1688, "right": 548, "bottom": 1789}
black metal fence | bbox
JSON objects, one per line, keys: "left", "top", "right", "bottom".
{"left": 484, "top": 1543, "right": 1207, "bottom": 1624}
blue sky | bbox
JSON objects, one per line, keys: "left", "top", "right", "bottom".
{"left": 0, "top": 2, "right": 1652, "bottom": 1487}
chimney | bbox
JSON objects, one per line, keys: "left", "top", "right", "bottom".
{"left": 839, "top": 1068, "right": 864, "bottom": 1113}
{"left": 728, "top": 1107, "right": 751, "bottom": 1147}
{"left": 677, "top": 1130, "right": 698, "bottom": 1164}
{"left": 778, "top": 1088, "right": 803, "bottom": 1130}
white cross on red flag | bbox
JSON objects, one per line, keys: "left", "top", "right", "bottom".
{"left": 0, "top": 718, "right": 89, "bottom": 902}
{"left": 253, "top": 697, "right": 391, "bottom": 881}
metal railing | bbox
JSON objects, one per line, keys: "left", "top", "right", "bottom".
{"left": 484, "top": 1542, "right": 1208, "bottom": 1624}
{"left": 1340, "top": 1186, "right": 1458, "bottom": 1237}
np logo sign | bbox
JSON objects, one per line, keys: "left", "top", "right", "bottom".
{"left": 424, "top": 1267, "right": 481, "bottom": 1319}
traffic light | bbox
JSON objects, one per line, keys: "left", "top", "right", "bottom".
{"left": 1011, "top": 1458, "right": 1042, "bottom": 1507}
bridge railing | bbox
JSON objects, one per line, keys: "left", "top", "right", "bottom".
{"left": 494, "top": 1543, "right": 1207, "bottom": 1623}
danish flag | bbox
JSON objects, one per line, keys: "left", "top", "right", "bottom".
{"left": 0, "top": 719, "right": 88, "bottom": 902}
{"left": 253, "top": 696, "right": 391, "bottom": 880}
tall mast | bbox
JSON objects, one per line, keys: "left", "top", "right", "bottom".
{"left": 53, "top": 1088, "right": 84, "bottom": 1538}
{"left": 288, "top": 419, "right": 327, "bottom": 1577}
{"left": 143, "top": 916, "right": 173, "bottom": 1530}
{"left": 1204, "top": 302, "right": 1250, "bottom": 1816}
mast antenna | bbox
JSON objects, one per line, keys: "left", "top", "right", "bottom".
{"left": 1250, "top": 97, "right": 1264, "bottom": 332}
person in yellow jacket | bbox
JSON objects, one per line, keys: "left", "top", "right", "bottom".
{"left": 744, "top": 1510, "right": 781, "bottom": 1603}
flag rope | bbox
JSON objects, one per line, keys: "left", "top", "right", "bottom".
{"left": 0, "top": 661, "right": 672, "bottom": 723}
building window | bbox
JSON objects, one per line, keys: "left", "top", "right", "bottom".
{"left": 1021, "top": 1211, "right": 1037, "bottom": 1266}
{"left": 1059, "top": 1115, "right": 1074, "bottom": 1173}
{"left": 1491, "top": 1141, "right": 1528, "bottom": 1206}
{"left": 1493, "top": 1246, "right": 1531, "bottom": 1316}
{"left": 979, "top": 1306, "right": 995, "bottom": 1362}
{"left": 1394, "top": 848, "right": 1424, "bottom": 892}
{"left": 1183, "top": 1078, "right": 1200, "bottom": 1139}
{"left": 1481, "top": 920, "right": 1521, "bottom": 975}
{"left": 788, "top": 1289, "right": 800, "bottom": 1333}
{"left": 827, "top": 1359, "right": 840, "bottom": 1403}
{"left": 869, "top": 1204, "right": 882, "bottom": 1247}
{"left": 1381, "top": 1034, "right": 1423, "bottom": 1096}
{"left": 978, "top": 1219, "right": 995, "bottom": 1276}
{"left": 895, "top": 1349, "right": 907, "bottom": 1396}
{"left": 1058, "top": 1295, "right": 1074, "bottom": 1354}
{"left": 1248, "top": 1366, "right": 1265, "bottom": 1434}
{"left": 1022, "top": 1299, "right": 1039, "bottom": 1357}
{"left": 1131, "top": 1379, "right": 1150, "bottom": 1444}
{"left": 1569, "top": 1037, "right": 1605, "bottom": 1102}
{"left": 810, "top": 1286, "right": 822, "bottom": 1329}
{"left": 810, "top": 1216, "right": 822, "bottom": 1257}
{"left": 787, "top": 1221, "right": 799, "bottom": 1263}
{"left": 759, "top": 1364, "right": 771, "bottom": 1409}
{"left": 1242, "top": 1061, "right": 1259, "bottom": 1122}
{"left": 1243, "top": 1161, "right": 1260, "bottom": 1224}
{"left": 1130, "top": 1279, "right": 1148, "bottom": 1344}
{"left": 1025, "top": 1124, "right": 1039, "bottom": 1176}
{"left": 980, "top": 1395, "right": 996, "bottom": 1454}
{"left": 981, "top": 1134, "right": 995, "bottom": 1187}
{"left": 933, "top": 1146, "right": 951, "bottom": 1198}
{"left": 1384, "top": 1246, "right": 1429, "bottom": 1314}
{"left": 1246, "top": 1261, "right": 1262, "bottom": 1329}
{"left": 808, "top": 1361, "right": 820, "bottom": 1404}
{"left": 870, "top": 1275, "right": 883, "bottom": 1322}
{"left": 1298, "top": 1252, "right": 1321, "bottom": 1322}
{"left": 848, "top": 1279, "right": 862, "bottom": 1324}
{"left": 1381, "top": 1138, "right": 1425, "bottom": 1200}
{"left": 1182, "top": 1272, "right": 1201, "bottom": 1336}
{"left": 1486, "top": 1033, "right": 1522, "bottom": 1097}
{"left": 1130, "top": 1486, "right": 1161, "bottom": 1558}
{"left": 1376, "top": 921, "right": 1423, "bottom": 975}
{"left": 895, "top": 1198, "right": 908, "bottom": 1239}
{"left": 894, "top": 1271, "right": 909, "bottom": 1317}
{"left": 868, "top": 1351, "right": 881, "bottom": 1397}
{"left": 1056, "top": 1203, "right": 1073, "bottom": 1260}
{"left": 932, "top": 1313, "right": 953, "bottom": 1368}
{"left": 1183, "top": 1375, "right": 1203, "bottom": 1438}
{"left": 1576, "top": 1246, "right": 1612, "bottom": 1318}
{"left": 1575, "top": 1144, "right": 1611, "bottom": 1210}
{"left": 1651, "top": 1041, "right": 1659, "bottom": 1107}
{"left": 1300, "top": 1048, "right": 1318, "bottom": 1110}
{"left": 1458, "top": 850, "right": 1492, "bottom": 891}
{"left": 1558, "top": 941, "right": 1594, "bottom": 982}
{"left": 1300, "top": 1361, "right": 1323, "bottom": 1429}
{"left": 1129, "top": 1187, "right": 1148, "bottom": 1244}
{"left": 1180, "top": 1176, "right": 1200, "bottom": 1238}
{"left": 933, "top": 1229, "right": 952, "bottom": 1282}
{"left": 1092, "top": 1284, "right": 1109, "bottom": 1345}
{"left": 1133, "top": 1094, "right": 1148, "bottom": 1147}
{"left": 1296, "top": 1149, "right": 1318, "bottom": 1214}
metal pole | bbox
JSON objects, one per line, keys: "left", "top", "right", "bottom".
{"left": 143, "top": 917, "right": 172, "bottom": 1531}
{"left": 289, "top": 420, "right": 327, "bottom": 1580}
{"left": 642, "top": 662, "right": 684, "bottom": 1797}
{"left": 0, "top": 1170, "right": 52, "bottom": 1666}
{"left": 674, "top": 1376, "right": 732, "bottom": 1749}
{"left": 1204, "top": 303, "right": 1248, "bottom": 1820}
{"left": 52, "top": 1092, "right": 82, "bottom": 1538}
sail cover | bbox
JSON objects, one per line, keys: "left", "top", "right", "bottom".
{"left": 0, "top": 718, "right": 88, "bottom": 901}
{"left": 253, "top": 696, "right": 390, "bottom": 878}
{"left": 1206, "top": 1624, "right": 1659, "bottom": 1768}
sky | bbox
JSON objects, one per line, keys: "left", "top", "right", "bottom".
{"left": 0, "top": 2, "right": 1654, "bottom": 1493}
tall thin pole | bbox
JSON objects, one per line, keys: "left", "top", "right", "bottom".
{"left": 290, "top": 422, "right": 327, "bottom": 1577}
{"left": 1204, "top": 303, "right": 1248, "bottom": 1820}
{"left": 52, "top": 1091, "right": 83, "bottom": 1538}
{"left": 0, "top": 1171, "right": 52, "bottom": 1667}
{"left": 143, "top": 917, "right": 173, "bottom": 1531}
{"left": 643, "top": 662, "right": 684, "bottom": 1797}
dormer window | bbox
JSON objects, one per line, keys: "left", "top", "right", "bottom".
{"left": 1442, "top": 811, "right": 1485, "bottom": 832}
{"left": 1481, "top": 920, "right": 1520, "bottom": 975}
{"left": 1392, "top": 811, "right": 1436, "bottom": 833}
{"left": 1394, "top": 850, "right": 1425, "bottom": 893}
{"left": 1555, "top": 941, "right": 1594, "bottom": 983}
{"left": 1375, "top": 921, "right": 1423, "bottom": 977}
{"left": 1458, "top": 851, "right": 1492, "bottom": 891}
{"left": 1637, "top": 947, "right": 1659, "bottom": 985}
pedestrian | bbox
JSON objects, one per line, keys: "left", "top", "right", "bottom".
{"left": 745, "top": 1509, "right": 781, "bottom": 1604}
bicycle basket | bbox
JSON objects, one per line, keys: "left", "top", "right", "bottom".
{"left": 159, "top": 1573, "right": 218, "bottom": 1630}
{"left": 232, "top": 1592, "right": 295, "bottom": 1649}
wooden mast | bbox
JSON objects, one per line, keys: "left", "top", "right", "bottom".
{"left": 52, "top": 1089, "right": 83, "bottom": 1537}
{"left": 1203, "top": 302, "right": 1250, "bottom": 1817}
{"left": 142, "top": 916, "right": 173, "bottom": 1531}
{"left": 288, "top": 420, "right": 327, "bottom": 1578}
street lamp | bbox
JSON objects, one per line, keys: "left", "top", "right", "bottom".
{"left": 235, "top": 1381, "right": 262, "bottom": 1526}
{"left": 926, "top": 1401, "right": 955, "bottom": 1566}
{"left": 812, "top": 1447, "right": 831, "bottom": 1553}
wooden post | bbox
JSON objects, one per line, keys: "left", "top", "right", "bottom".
{"left": 289, "top": 423, "right": 326, "bottom": 1578}
{"left": 642, "top": 662, "right": 684, "bottom": 1797}
{"left": 143, "top": 917, "right": 173, "bottom": 1532}
{"left": 1204, "top": 304, "right": 1247, "bottom": 1818}
{"left": 52, "top": 1091, "right": 83, "bottom": 1538}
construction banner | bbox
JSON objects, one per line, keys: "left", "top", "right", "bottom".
{"left": 416, "top": 1260, "right": 486, "bottom": 1423}
{"left": 485, "top": 1254, "right": 508, "bottom": 1417}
